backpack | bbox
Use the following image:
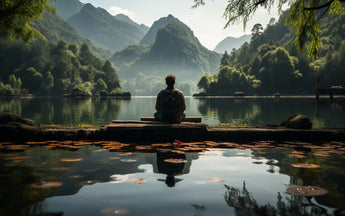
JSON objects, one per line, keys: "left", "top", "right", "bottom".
{"left": 161, "top": 91, "right": 179, "bottom": 121}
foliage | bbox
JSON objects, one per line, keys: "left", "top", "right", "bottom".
{"left": 192, "top": 0, "right": 345, "bottom": 59}
{"left": 33, "top": 10, "right": 113, "bottom": 60}
{"left": 196, "top": 8, "right": 345, "bottom": 95}
{"left": 0, "top": 38, "right": 121, "bottom": 95}
{"left": 0, "top": 0, "right": 56, "bottom": 43}
{"left": 198, "top": 65, "right": 261, "bottom": 95}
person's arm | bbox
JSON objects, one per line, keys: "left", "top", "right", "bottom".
{"left": 180, "top": 92, "right": 186, "bottom": 111}
{"left": 155, "top": 92, "right": 161, "bottom": 112}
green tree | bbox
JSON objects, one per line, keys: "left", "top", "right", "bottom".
{"left": 22, "top": 67, "right": 44, "bottom": 92}
{"left": 8, "top": 74, "right": 21, "bottom": 89}
{"left": 258, "top": 47, "right": 302, "bottom": 93}
{"left": 220, "top": 51, "right": 231, "bottom": 67}
{"left": 103, "top": 60, "right": 121, "bottom": 91}
{"left": 192, "top": 0, "right": 345, "bottom": 59}
{"left": 0, "top": 0, "right": 56, "bottom": 43}
{"left": 95, "top": 78, "right": 107, "bottom": 93}
{"left": 251, "top": 23, "right": 263, "bottom": 38}
{"left": 197, "top": 73, "right": 211, "bottom": 91}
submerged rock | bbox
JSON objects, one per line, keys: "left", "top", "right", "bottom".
{"left": 280, "top": 114, "right": 312, "bottom": 129}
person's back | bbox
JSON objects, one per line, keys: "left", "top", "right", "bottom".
{"left": 154, "top": 74, "right": 186, "bottom": 123}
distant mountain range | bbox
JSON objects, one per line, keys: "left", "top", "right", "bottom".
{"left": 114, "top": 14, "right": 149, "bottom": 35}
{"left": 50, "top": 0, "right": 84, "bottom": 19}
{"left": 214, "top": 35, "right": 251, "bottom": 53}
{"left": 67, "top": 3, "right": 144, "bottom": 52}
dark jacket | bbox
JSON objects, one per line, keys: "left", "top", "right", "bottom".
{"left": 155, "top": 86, "right": 186, "bottom": 122}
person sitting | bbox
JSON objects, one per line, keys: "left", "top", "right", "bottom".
{"left": 154, "top": 74, "right": 186, "bottom": 123}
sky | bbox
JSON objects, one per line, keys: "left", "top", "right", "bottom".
{"left": 79, "top": 0, "right": 284, "bottom": 50}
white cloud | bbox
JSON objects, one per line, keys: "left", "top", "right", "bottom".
{"left": 107, "top": 6, "right": 135, "bottom": 19}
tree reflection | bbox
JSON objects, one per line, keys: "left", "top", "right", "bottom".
{"left": 0, "top": 98, "right": 123, "bottom": 125}
{"left": 0, "top": 159, "right": 57, "bottom": 216}
{"left": 223, "top": 181, "right": 343, "bottom": 216}
{"left": 197, "top": 98, "right": 261, "bottom": 125}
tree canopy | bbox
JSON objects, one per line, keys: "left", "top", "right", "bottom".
{"left": 192, "top": 0, "right": 345, "bottom": 59}
{"left": 0, "top": 0, "right": 56, "bottom": 43}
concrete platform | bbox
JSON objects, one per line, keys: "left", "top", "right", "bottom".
{"left": 104, "top": 120, "right": 208, "bottom": 142}
{"left": 1, "top": 119, "right": 345, "bottom": 143}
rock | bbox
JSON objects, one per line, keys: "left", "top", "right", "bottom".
{"left": 280, "top": 114, "right": 312, "bottom": 129}
{"left": 0, "top": 112, "right": 39, "bottom": 141}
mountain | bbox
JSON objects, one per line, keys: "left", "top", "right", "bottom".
{"left": 113, "top": 18, "right": 220, "bottom": 81}
{"left": 67, "top": 3, "right": 144, "bottom": 52}
{"left": 140, "top": 14, "right": 178, "bottom": 45}
{"left": 214, "top": 35, "right": 251, "bottom": 53}
{"left": 50, "top": 0, "right": 84, "bottom": 20}
{"left": 33, "top": 10, "right": 113, "bottom": 60}
{"left": 114, "top": 14, "right": 149, "bottom": 34}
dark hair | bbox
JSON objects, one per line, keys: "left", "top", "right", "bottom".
{"left": 165, "top": 74, "right": 176, "bottom": 87}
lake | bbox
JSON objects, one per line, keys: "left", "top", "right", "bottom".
{"left": 1, "top": 143, "right": 345, "bottom": 216}
{"left": 1, "top": 97, "right": 345, "bottom": 216}
{"left": 0, "top": 96, "right": 344, "bottom": 128}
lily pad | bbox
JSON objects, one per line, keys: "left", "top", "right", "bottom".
{"left": 292, "top": 163, "right": 320, "bottom": 168}
{"left": 286, "top": 185, "right": 328, "bottom": 197}
{"left": 100, "top": 207, "right": 129, "bottom": 216}
{"left": 164, "top": 158, "right": 187, "bottom": 163}
{"left": 129, "top": 178, "right": 146, "bottom": 184}
{"left": 109, "top": 157, "right": 121, "bottom": 160}
{"left": 207, "top": 177, "right": 226, "bottom": 183}
{"left": 120, "top": 159, "right": 136, "bottom": 162}
{"left": 288, "top": 154, "right": 306, "bottom": 159}
{"left": 69, "top": 175, "right": 83, "bottom": 179}
{"left": 52, "top": 167, "right": 70, "bottom": 171}
{"left": 30, "top": 181, "right": 63, "bottom": 189}
{"left": 60, "top": 158, "right": 83, "bottom": 162}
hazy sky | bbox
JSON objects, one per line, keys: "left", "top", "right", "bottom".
{"left": 79, "top": 0, "right": 283, "bottom": 50}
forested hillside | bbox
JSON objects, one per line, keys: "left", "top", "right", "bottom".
{"left": 112, "top": 18, "right": 221, "bottom": 95}
{"left": 197, "top": 10, "right": 345, "bottom": 96}
{"left": 34, "top": 10, "right": 113, "bottom": 60}
{"left": 0, "top": 39, "right": 121, "bottom": 96}
{"left": 68, "top": 3, "right": 144, "bottom": 52}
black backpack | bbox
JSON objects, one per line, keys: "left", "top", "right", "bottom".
{"left": 161, "top": 91, "right": 179, "bottom": 121}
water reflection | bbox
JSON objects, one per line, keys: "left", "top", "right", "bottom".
{"left": 197, "top": 97, "right": 345, "bottom": 128}
{"left": 0, "top": 98, "right": 123, "bottom": 125}
{"left": 156, "top": 151, "right": 187, "bottom": 187}
{"left": 224, "top": 182, "right": 343, "bottom": 216}
{"left": 1, "top": 145, "right": 345, "bottom": 216}
{"left": 1, "top": 97, "right": 345, "bottom": 128}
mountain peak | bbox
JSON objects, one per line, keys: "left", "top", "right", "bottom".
{"left": 67, "top": 3, "right": 144, "bottom": 52}
{"left": 140, "top": 14, "right": 178, "bottom": 45}
{"left": 214, "top": 35, "right": 251, "bottom": 53}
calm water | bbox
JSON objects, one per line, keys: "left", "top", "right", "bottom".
{"left": 1, "top": 144, "right": 345, "bottom": 216}
{"left": 0, "top": 96, "right": 345, "bottom": 128}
